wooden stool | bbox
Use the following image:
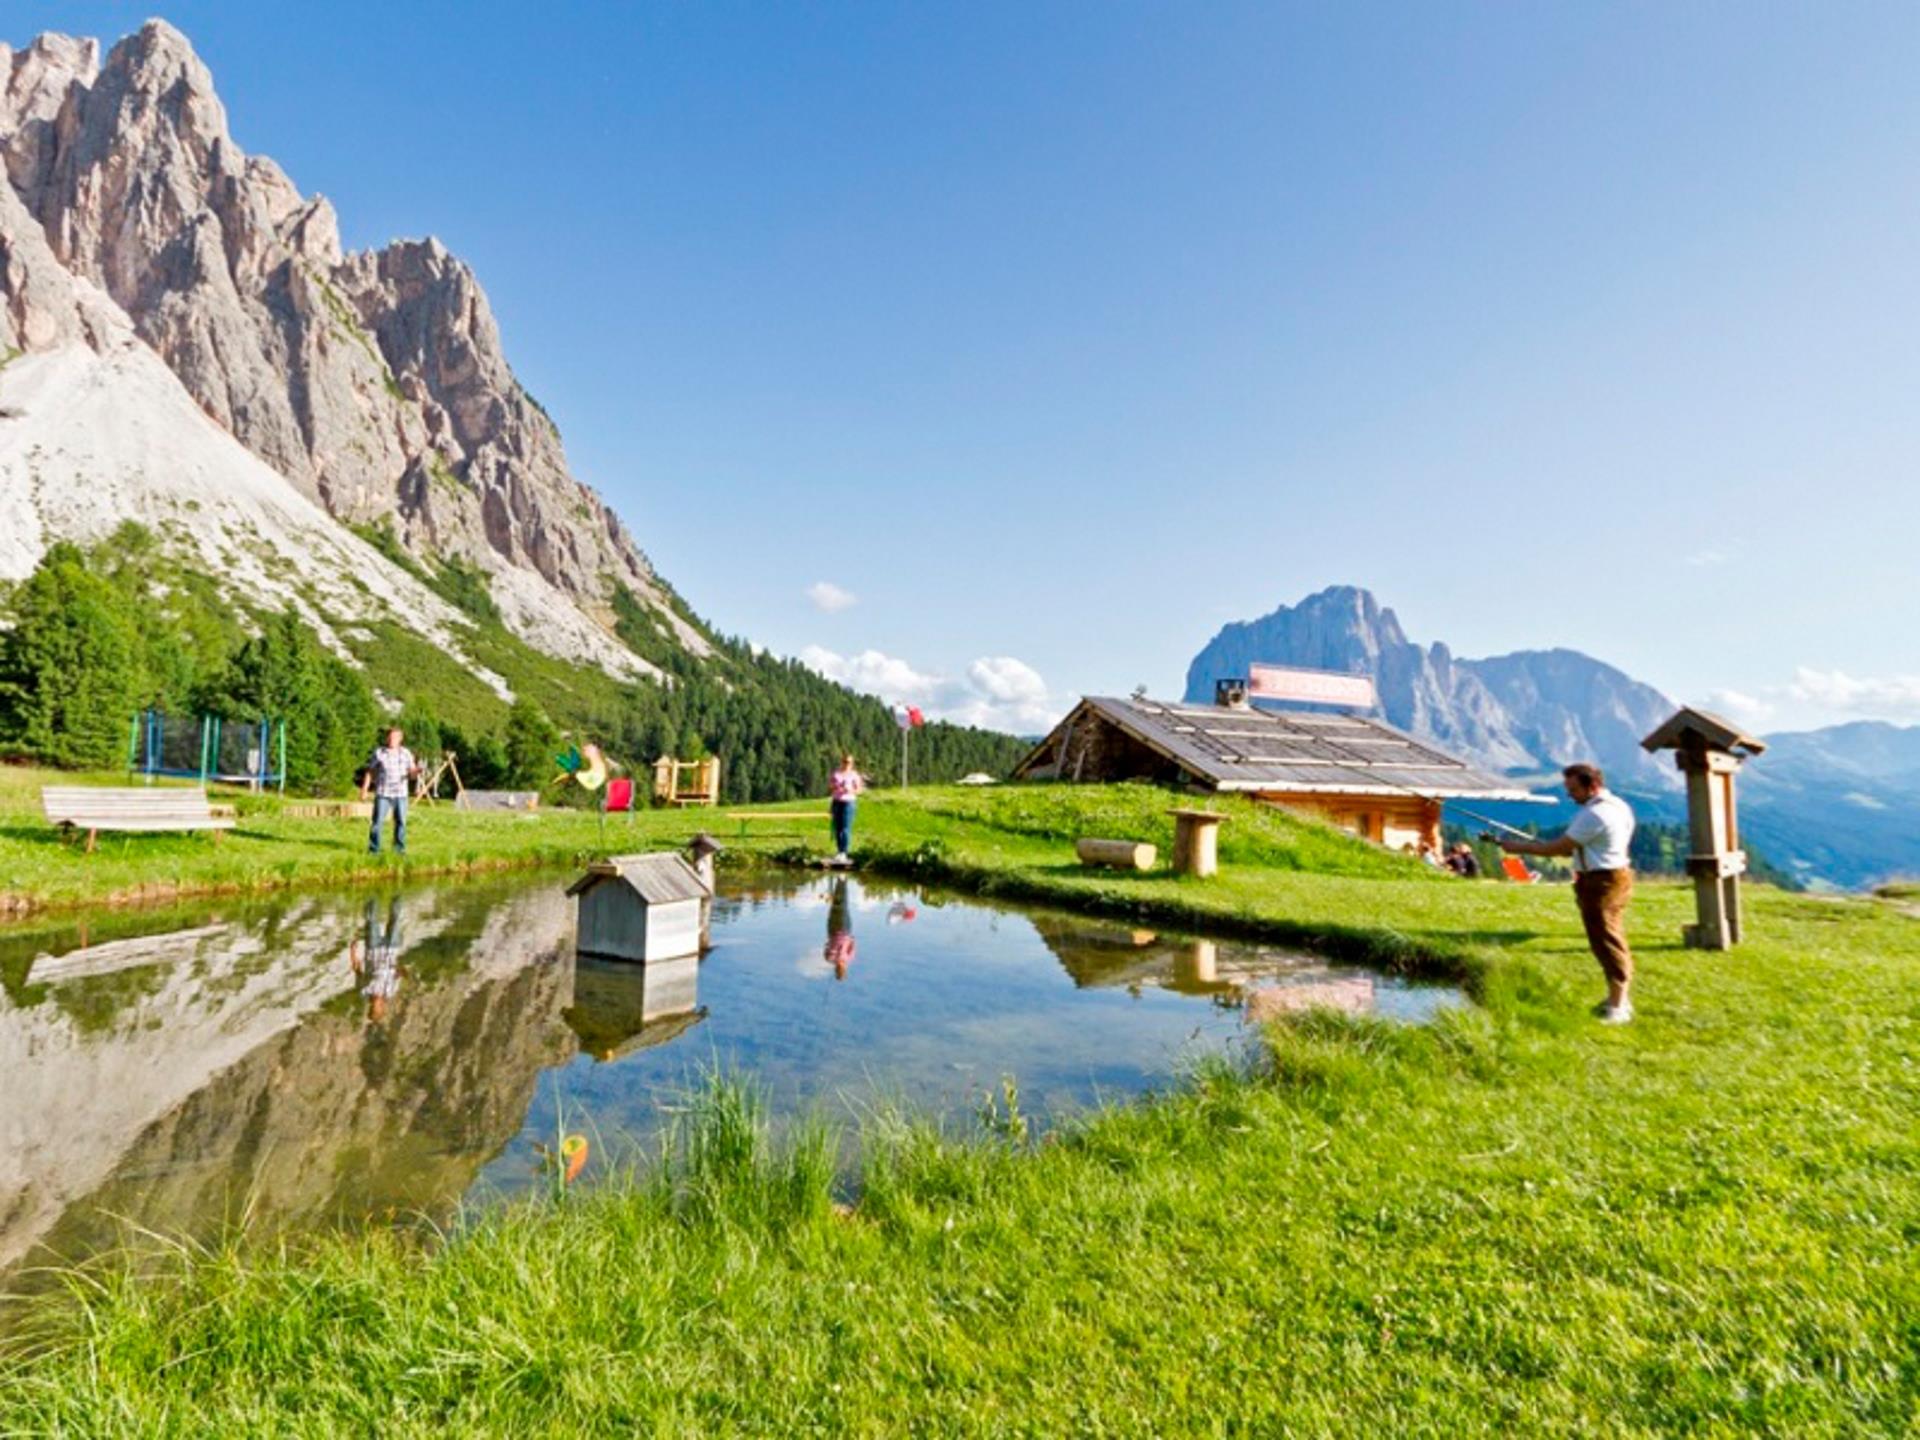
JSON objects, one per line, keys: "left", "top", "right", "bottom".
{"left": 1168, "top": 809, "right": 1226, "bottom": 877}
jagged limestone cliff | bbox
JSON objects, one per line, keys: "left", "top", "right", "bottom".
{"left": 0, "top": 21, "right": 707, "bottom": 682}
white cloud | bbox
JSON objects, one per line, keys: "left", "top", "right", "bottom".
{"left": 1786, "top": 667, "right": 1920, "bottom": 720}
{"left": 798, "top": 645, "right": 1060, "bottom": 734}
{"left": 805, "top": 580, "right": 857, "bottom": 613}
{"left": 1685, "top": 538, "right": 1742, "bottom": 568}
{"left": 1706, "top": 688, "right": 1775, "bottom": 728}
{"left": 799, "top": 645, "right": 932, "bottom": 699}
{"left": 1703, "top": 668, "right": 1920, "bottom": 731}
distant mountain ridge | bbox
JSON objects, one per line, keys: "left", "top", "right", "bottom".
{"left": 1184, "top": 585, "right": 1919, "bottom": 889}
{"left": 1184, "top": 586, "right": 1677, "bottom": 791}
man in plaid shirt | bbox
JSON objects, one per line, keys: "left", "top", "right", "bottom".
{"left": 361, "top": 726, "right": 421, "bottom": 855}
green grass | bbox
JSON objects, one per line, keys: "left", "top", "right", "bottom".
{"left": 0, "top": 762, "right": 803, "bottom": 915}
{"left": 2, "top": 775, "right": 1918, "bottom": 1432}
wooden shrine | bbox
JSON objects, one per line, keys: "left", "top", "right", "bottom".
{"left": 1641, "top": 707, "right": 1767, "bottom": 950}
{"left": 652, "top": 755, "right": 722, "bottom": 807}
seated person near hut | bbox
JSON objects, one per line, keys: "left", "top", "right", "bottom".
{"left": 1445, "top": 841, "right": 1481, "bottom": 878}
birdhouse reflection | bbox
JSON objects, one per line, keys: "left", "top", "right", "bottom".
{"left": 562, "top": 954, "right": 705, "bottom": 1063}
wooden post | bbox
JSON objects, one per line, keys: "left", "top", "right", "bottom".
{"left": 689, "top": 832, "right": 723, "bottom": 950}
{"left": 1642, "top": 707, "right": 1763, "bottom": 952}
{"left": 1168, "top": 809, "right": 1226, "bottom": 878}
{"left": 1677, "top": 744, "right": 1748, "bottom": 949}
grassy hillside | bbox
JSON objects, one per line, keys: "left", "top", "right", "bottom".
{"left": 2, "top": 778, "right": 1916, "bottom": 1432}
{"left": 0, "top": 528, "right": 1028, "bottom": 804}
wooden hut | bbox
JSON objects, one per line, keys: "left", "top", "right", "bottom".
{"left": 1014, "top": 689, "right": 1540, "bottom": 852}
{"left": 567, "top": 853, "right": 712, "bottom": 962}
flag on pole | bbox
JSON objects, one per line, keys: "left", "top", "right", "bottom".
{"left": 894, "top": 704, "right": 925, "bottom": 730}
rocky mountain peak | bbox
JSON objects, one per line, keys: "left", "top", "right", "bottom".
{"left": 1185, "top": 585, "right": 1677, "bottom": 788}
{"left": 1, "top": 19, "right": 706, "bottom": 678}
{"left": 1, "top": 33, "right": 98, "bottom": 123}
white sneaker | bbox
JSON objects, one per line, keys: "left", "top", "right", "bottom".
{"left": 1598, "top": 1001, "right": 1633, "bottom": 1025}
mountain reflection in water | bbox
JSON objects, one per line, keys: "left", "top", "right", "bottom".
{"left": 0, "top": 872, "right": 1461, "bottom": 1285}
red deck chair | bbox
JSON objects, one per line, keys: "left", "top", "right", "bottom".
{"left": 599, "top": 776, "right": 635, "bottom": 839}
{"left": 1501, "top": 855, "right": 1539, "bottom": 884}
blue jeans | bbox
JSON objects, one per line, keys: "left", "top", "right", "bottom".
{"left": 370, "top": 794, "right": 408, "bottom": 854}
{"left": 830, "top": 800, "right": 854, "bottom": 855}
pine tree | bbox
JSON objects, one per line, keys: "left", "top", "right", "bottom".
{"left": 0, "top": 542, "right": 144, "bottom": 768}
{"left": 504, "top": 698, "right": 562, "bottom": 788}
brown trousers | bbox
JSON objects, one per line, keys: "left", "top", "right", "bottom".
{"left": 1573, "top": 869, "right": 1634, "bottom": 986}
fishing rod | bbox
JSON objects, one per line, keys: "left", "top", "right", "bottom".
{"left": 1443, "top": 803, "right": 1539, "bottom": 841}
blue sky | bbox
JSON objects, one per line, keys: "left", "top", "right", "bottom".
{"left": 16, "top": 2, "right": 1920, "bottom": 732}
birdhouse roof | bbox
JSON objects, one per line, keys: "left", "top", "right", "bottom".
{"left": 1640, "top": 706, "right": 1768, "bottom": 756}
{"left": 566, "top": 852, "right": 711, "bottom": 903}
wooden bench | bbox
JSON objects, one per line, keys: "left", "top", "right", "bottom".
{"left": 42, "top": 786, "right": 237, "bottom": 852}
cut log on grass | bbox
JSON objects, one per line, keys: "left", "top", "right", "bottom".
{"left": 1076, "top": 838, "right": 1157, "bottom": 871}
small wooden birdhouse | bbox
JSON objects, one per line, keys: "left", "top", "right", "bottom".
{"left": 568, "top": 852, "right": 712, "bottom": 962}
{"left": 1641, "top": 706, "right": 1767, "bottom": 950}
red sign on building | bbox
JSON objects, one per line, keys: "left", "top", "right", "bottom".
{"left": 1248, "top": 663, "right": 1378, "bottom": 710}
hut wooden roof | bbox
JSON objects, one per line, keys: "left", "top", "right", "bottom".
{"left": 566, "top": 852, "right": 711, "bottom": 904}
{"left": 1018, "top": 695, "right": 1541, "bottom": 801}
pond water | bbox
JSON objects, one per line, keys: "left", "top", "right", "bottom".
{"left": 0, "top": 868, "right": 1461, "bottom": 1284}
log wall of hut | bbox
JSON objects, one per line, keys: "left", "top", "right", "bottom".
{"left": 1255, "top": 791, "right": 1442, "bottom": 854}
{"left": 1028, "top": 712, "right": 1192, "bottom": 788}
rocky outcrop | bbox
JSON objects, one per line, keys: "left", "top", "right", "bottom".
{"left": 1458, "top": 648, "right": 1674, "bottom": 792}
{"left": 0, "top": 20, "right": 707, "bottom": 667}
{"left": 1184, "top": 585, "right": 1676, "bottom": 790}
{"left": 1183, "top": 585, "right": 1539, "bottom": 773}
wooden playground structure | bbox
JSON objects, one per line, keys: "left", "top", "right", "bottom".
{"left": 395, "top": 748, "right": 723, "bottom": 811}
{"left": 653, "top": 756, "right": 721, "bottom": 808}
{"left": 413, "top": 752, "right": 466, "bottom": 804}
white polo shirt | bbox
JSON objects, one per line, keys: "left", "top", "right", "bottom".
{"left": 1565, "top": 790, "right": 1635, "bottom": 872}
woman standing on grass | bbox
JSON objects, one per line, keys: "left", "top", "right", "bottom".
{"left": 828, "top": 753, "right": 866, "bottom": 862}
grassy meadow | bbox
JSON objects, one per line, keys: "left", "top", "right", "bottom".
{"left": 0, "top": 770, "right": 1916, "bottom": 1433}
{"left": 0, "top": 763, "right": 815, "bottom": 914}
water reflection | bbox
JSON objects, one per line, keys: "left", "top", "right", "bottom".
{"left": 1029, "top": 914, "right": 1418, "bottom": 1017}
{"left": 565, "top": 956, "right": 705, "bottom": 1062}
{"left": 0, "top": 883, "right": 575, "bottom": 1286}
{"left": 0, "top": 872, "right": 1462, "bottom": 1289}
{"left": 824, "top": 875, "right": 855, "bottom": 980}
{"left": 351, "top": 895, "right": 406, "bottom": 1022}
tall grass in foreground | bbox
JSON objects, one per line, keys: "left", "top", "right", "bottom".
{"left": 6, "top": 931, "right": 1913, "bottom": 1438}
{"left": 2, "top": 783, "right": 1917, "bottom": 1432}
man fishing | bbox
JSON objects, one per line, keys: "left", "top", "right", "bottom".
{"left": 1485, "top": 763, "right": 1638, "bottom": 1024}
